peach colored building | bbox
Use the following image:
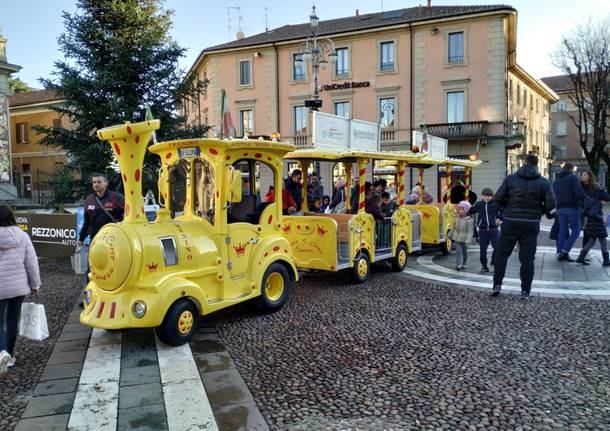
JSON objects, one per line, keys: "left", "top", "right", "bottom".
{"left": 183, "top": 4, "right": 558, "bottom": 195}
{"left": 9, "top": 90, "right": 68, "bottom": 202}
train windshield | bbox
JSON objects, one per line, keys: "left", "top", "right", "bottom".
{"left": 193, "top": 158, "right": 215, "bottom": 225}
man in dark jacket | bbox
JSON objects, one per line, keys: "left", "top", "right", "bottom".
{"left": 552, "top": 162, "right": 586, "bottom": 261}
{"left": 469, "top": 187, "right": 501, "bottom": 272}
{"left": 492, "top": 155, "right": 556, "bottom": 298}
{"left": 284, "top": 169, "right": 303, "bottom": 212}
{"left": 78, "top": 173, "right": 124, "bottom": 246}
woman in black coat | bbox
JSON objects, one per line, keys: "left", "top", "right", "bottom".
{"left": 576, "top": 170, "right": 610, "bottom": 266}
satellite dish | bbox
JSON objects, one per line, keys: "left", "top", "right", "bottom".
{"left": 236, "top": 31, "right": 245, "bottom": 40}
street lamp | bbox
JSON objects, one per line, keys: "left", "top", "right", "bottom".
{"left": 294, "top": 6, "right": 337, "bottom": 110}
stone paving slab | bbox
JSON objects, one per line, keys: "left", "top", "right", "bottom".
{"left": 214, "top": 402, "right": 269, "bottom": 431}
{"left": 120, "top": 365, "right": 161, "bottom": 387}
{"left": 202, "top": 369, "right": 255, "bottom": 408}
{"left": 118, "top": 383, "right": 165, "bottom": 410}
{"left": 194, "top": 351, "right": 236, "bottom": 373}
{"left": 52, "top": 338, "right": 90, "bottom": 353}
{"left": 41, "top": 363, "right": 83, "bottom": 381}
{"left": 118, "top": 403, "right": 168, "bottom": 431}
{"left": 46, "top": 349, "right": 87, "bottom": 365}
{"left": 21, "top": 393, "right": 75, "bottom": 418}
{"left": 34, "top": 378, "right": 79, "bottom": 397}
{"left": 14, "top": 414, "right": 70, "bottom": 431}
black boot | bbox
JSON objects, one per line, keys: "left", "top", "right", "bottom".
{"left": 603, "top": 252, "right": 610, "bottom": 267}
{"left": 576, "top": 250, "right": 589, "bottom": 265}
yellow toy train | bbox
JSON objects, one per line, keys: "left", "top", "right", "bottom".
{"left": 81, "top": 120, "right": 479, "bottom": 345}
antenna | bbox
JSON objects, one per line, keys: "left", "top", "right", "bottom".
{"left": 265, "top": 6, "right": 270, "bottom": 32}
{"left": 381, "top": 0, "right": 384, "bottom": 12}
{"left": 227, "top": 5, "right": 245, "bottom": 40}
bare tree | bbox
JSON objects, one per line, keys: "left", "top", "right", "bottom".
{"left": 553, "top": 16, "right": 610, "bottom": 188}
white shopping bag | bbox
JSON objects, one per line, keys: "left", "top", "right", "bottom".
{"left": 19, "top": 302, "right": 49, "bottom": 341}
{"left": 71, "top": 245, "right": 88, "bottom": 275}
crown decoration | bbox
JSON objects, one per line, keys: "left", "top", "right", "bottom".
{"left": 282, "top": 223, "right": 292, "bottom": 234}
{"left": 233, "top": 243, "right": 246, "bottom": 256}
{"left": 146, "top": 263, "right": 158, "bottom": 271}
{"left": 316, "top": 225, "right": 328, "bottom": 236}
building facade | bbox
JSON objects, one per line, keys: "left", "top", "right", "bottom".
{"left": 540, "top": 74, "right": 607, "bottom": 183}
{"left": 9, "top": 90, "right": 69, "bottom": 203}
{"left": 183, "top": 5, "right": 557, "bottom": 194}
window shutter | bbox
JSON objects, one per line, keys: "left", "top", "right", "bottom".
{"left": 24, "top": 123, "right": 29, "bottom": 143}
{"left": 15, "top": 123, "right": 22, "bottom": 144}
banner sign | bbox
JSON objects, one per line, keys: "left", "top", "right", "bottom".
{"left": 15, "top": 213, "right": 78, "bottom": 257}
{"left": 350, "top": 119, "right": 379, "bottom": 152}
{"left": 312, "top": 111, "right": 350, "bottom": 150}
{"left": 412, "top": 130, "right": 447, "bottom": 159}
{"left": 312, "top": 112, "right": 380, "bottom": 152}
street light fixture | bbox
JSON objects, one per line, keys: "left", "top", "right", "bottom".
{"left": 294, "top": 6, "right": 337, "bottom": 111}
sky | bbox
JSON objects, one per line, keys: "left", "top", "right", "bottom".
{"left": 1, "top": 0, "right": 608, "bottom": 89}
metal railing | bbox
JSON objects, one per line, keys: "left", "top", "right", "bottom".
{"left": 288, "top": 134, "right": 311, "bottom": 148}
{"left": 375, "top": 217, "right": 393, "bottom": 251}
{"left": 504, "top": 121, "right": 525, "bottom": 138}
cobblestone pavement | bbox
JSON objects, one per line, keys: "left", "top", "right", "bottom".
{"left": 0, "top": 258, "right": 83, "bottom": 430}
{"left": 214, "top": 269, "right": 610, "bottom": 430}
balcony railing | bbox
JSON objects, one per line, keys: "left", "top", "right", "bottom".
{"left": 424, "top": 121, "right": 488, "bottom": 140}
{"left": 288, "top": 134, "right": 311, "bottom": 148}
{"left": 504, "top": 121, "right": 525, "bottom": 138}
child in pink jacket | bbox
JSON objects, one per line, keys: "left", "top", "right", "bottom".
{"left": 0, "top": 205, "right": 40, "bottom": 374}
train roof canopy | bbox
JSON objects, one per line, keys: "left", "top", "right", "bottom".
{"left": 149, "top": 137, "right": 295, "bottom": 157}
{"left": 285, "top": 148, "right": 426, "bottom": 163}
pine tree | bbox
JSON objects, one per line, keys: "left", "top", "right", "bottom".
{"left": 35, "top": 0, "right": 208, "bottom": 197}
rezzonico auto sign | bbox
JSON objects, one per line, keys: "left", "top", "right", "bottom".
{"left": 15, "top": 213, "right": 77, "bottom": 257}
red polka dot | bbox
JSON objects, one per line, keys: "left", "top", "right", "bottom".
{"left": 254, "top": 153, "right": 262, "bottom": 158}
{"left": 273, "top": 246, "right": 280, "bottom": 251}
{"left": 123, "top": 138, "right": 126, "bottom": 143}
{"left": 209, "top": 148, "right": 218, "bottom": 155}
{"left": 135, "top": 136, "right": 140, "bottom": 144}
{"left": 114, "top": 143, "right": 121, "bottom": 155}
{"left": 125, "top": 204, "right": 131, "bottom": 217}
{"left": 131, "top": 191, "right": 134, "bottom": 195}
{"left": 267, "top": 214, "right": 273, "bottom": 225}
{"left": 111, "top": 134, "right": 115, "bottom": 138}
{"left": 141, "top": 207, "right": 145, "bottom": 214}
{"left": 243, "top": 153, "right": 248, "bottom": 156}
{"left": 130, "top": 154, "right": 134, "bottom": 159}
{"left": 225, "top": 155, "right": 231, "bottom": 160}
{"left": 127, "top": 126, "right": 132, "bottom": 135}
{"left": 216, "top": 190, "right": 219, "bottom": 198}
{"left": 268, "top": 157, "right": 272, "bottom": 161}
{"left": 165, "top": 153, "right": 172, "bottom": 159}
{"left": 122, "top": 174, "right": 127, "bottom": 182}
{"left": 135, "top": 169, "right": 141, "bottom": 182}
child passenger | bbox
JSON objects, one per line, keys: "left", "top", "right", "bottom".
{"left": 452, "top": 201, "right": 474, "bottom": 271}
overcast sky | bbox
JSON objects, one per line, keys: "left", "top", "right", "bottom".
{"left": 1, "top": 0, "right": 608, "bottom": 88}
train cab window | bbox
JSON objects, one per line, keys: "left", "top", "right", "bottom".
{"left": 169, "top": 159, "right": 189, "bottom": 218}
{"left": 228, "top": 159, "right": 275, "bottom": 224}
{"left": 193, "top": 158, "right": 215, "bottom": 225}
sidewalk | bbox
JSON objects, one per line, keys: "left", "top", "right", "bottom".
{"left": 404, "top": 245, "right": 610, "bottom": 299}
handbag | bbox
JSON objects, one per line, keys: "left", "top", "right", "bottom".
{"left": 19, "top": 293, "right": 49, "bottom": 342}
{"left": 71, "top": 245, "right": 89, "bottom": 275}
{"left": 331, "top": 189, "right": 348, "bottom": 214}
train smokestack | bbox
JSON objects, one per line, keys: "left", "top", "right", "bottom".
{"left": 97, "top": 120, "right": 160, "bottom": 223}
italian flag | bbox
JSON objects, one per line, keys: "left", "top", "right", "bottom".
{"left": 221, "top": 89, "right": 235, "bottom": 138}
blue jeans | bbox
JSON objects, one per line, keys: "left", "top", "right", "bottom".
{"left": 0, "top": 296, "right": 25, "bottom": 356}
{"left": 557, "top": 207, "right": 581, "bottom": 254}
{"left": 479, "top": 228, "right": 499, "bottom": 266}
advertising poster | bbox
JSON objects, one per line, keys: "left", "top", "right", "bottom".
{"left": 15, "top": 212, "right": 78, "bottom": 257}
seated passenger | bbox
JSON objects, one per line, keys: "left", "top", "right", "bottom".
{"left": 407, "top": 185, "right": 434, "bottom": 204}
{"left": 381, "top": 192, "right": 396, "bottom": 217}
{"left": 309, "top": 197, "right": 322, "bottom": 213}
{"left": 265, "top": 187, "right": 297, "bottom": 215}
{"left": 321, "top": 195, "right": 331, "bottom": 213}
{"left": 365, "top": 189, "right": 385, "bottom": 221}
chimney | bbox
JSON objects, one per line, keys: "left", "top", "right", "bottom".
{"left": 356, "top": 9, "right": 359, "bottom": 16}
{"left": 97, "top": 120, "right": 160, "bottom": 223}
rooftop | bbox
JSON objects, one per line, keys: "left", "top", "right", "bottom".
{"left": 9, "top": 89, "right": 61, "bottom": 107}
{"left": 540, "top": 74, "right": 574, "bottom": 93}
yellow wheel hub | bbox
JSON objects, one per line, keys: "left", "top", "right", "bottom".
{"left": 265, "top": 273, "right": 284, "bottom": 302}
{"left": 177, "top": 310, "right": 194, "bottom": 335}
{"left": 357, "top": 259, "right": 368, "bottom": 277}
{"left": 398, "top": 249, "right": 407, "bottom": 266}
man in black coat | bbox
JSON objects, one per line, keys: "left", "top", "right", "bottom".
{"left": 552, "top": 162, "right": 586, "bottom": 261}
{"left": 492, "top": 155, "right": 556, "bottom": 299}
{"left": 284, "top": 169, "right": 303, "bottom": 212}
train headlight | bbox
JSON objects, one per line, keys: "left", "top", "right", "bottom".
{"left": 132, "top": 301, "right": 147, "bottom": 319}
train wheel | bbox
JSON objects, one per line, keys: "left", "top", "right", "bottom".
{"left": 391, "top": 243, "right": 408, "bottom": 272}
{"left": 155, "top": 299, "right": 199, "bottom": 346}
{"left": 440, "top": 235, "right": 452, "bottom": 255}
{"left": 257, "top": 263, "right": 291, "bottom": 312}
{"left": 352, "top": 252, "right": 370, "bottom": 283}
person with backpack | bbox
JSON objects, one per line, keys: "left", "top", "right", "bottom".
{"left": 576, "top": 170, "right": 610, "bottom": 266}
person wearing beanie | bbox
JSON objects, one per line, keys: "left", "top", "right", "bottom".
{"left": 468, "top": 187, "right": 502, "bottom": 272}
{"left": 452, "top": 200, "right": 474, "bottom": 271}
{"left": 492, "top": 154, "right": 556, "bottom": 299}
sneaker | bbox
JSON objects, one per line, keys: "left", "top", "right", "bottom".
{"left": 491, "top": 285, "right": 501, "bottom": 296}
{"left": 520, "top": 291, "right": 530, "bottom": 300}
{"left": 0, "top": 350, "right": 11, "bottom": 375}
{"left": 7, "top": 356, "right": 15, "bottom": 368}
{"left": 481, "top": 265, "right": 490, "bottom": 273}
{"left": 455, "top": 265, "right": 462, "bottom": 271}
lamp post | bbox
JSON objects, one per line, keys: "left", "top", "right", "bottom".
{"left": 294, "top": 6, "right": 337, "bottom": 111}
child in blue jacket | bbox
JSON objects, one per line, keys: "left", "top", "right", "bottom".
{"left": 468, "top": 188, "right": 501, "bottom": 272}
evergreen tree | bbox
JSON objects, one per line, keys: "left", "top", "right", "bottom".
{"left": 35, "top": 0, "right": 208, "bottom": 197}
{"left": 9, "top": 77, "right": 31, "bottom": 94}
